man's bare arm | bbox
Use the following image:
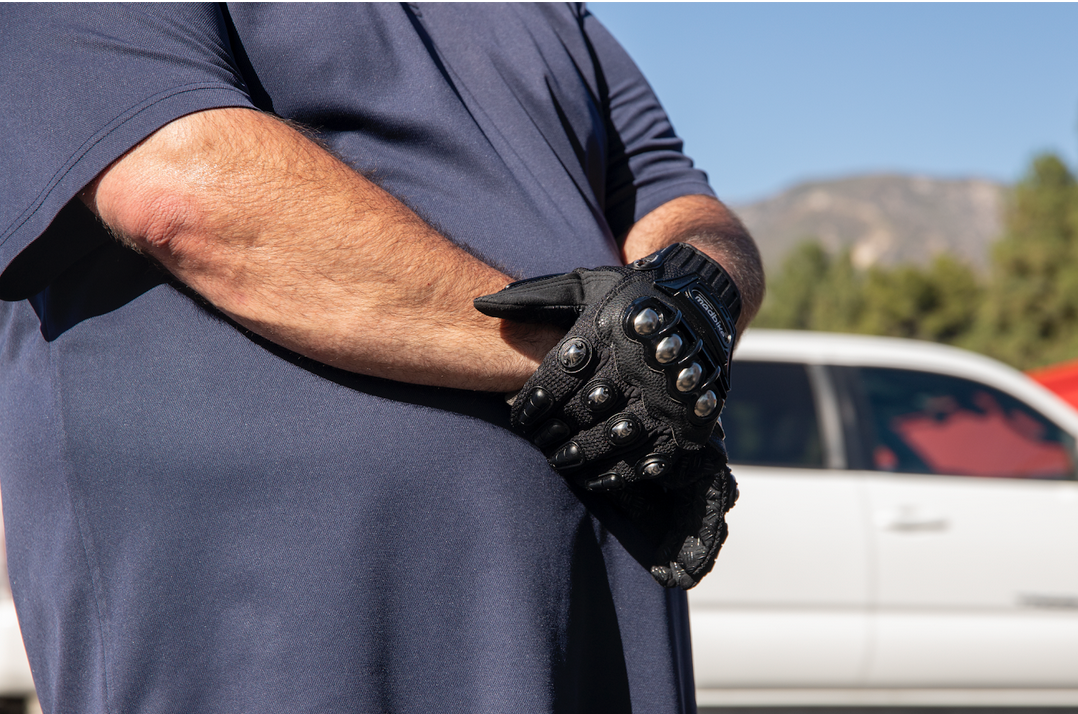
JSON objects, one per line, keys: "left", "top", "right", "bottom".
{"left": 620, "top": 194, "right": 764, "bottom": 334}
{"left": 82, "top": 107, "right": 563, "bottom": 392}
{"left": 83, "top": 107, "right": 760, "bottom": 392}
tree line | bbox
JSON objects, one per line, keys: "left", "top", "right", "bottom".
{"left": 754, "top": 152, "right": 1078, "bottom": 371}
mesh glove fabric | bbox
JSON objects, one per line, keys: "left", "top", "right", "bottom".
{"left": 474, "top": 243, "right": 741, "bottom": 588}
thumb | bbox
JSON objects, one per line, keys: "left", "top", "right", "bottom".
{"left": 474, "top": 270, "right": 597, "bottom": 326}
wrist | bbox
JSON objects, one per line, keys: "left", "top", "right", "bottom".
{"left": 497, "top": 320, "right": 566, "bottom": 391}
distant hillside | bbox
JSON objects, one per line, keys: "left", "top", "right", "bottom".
{"left": 732, "top": 175, "right": 1007, "bottom": 272}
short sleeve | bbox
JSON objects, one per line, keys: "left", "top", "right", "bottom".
{"left": 583, "top": 10, "right": 716, "bottom": 239}
{"left": 0, "top": 4, "right": 255, "bottom": 299}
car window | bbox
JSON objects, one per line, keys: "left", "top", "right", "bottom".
{"left": 859, "top": 366, "right": 1077, "bottom": 480}
{"left": 724, "top": 361, "right": 825, "bottom": 468}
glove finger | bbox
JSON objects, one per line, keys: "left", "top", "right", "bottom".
{"left": 572, "top": 458, "right": 637, "bottom": 493}
{"left": 474, "top": 272, "right": 589, "bottom": 326}
{"left": 526, "top": 365, "right": 631, "bottom": 452}
{"left": 650, "top": 467, "right": 737, "bottom": 589}
{"left": 662, "top": 431, "right": 728, "bottom": 489}
{"left": 475, "top": 269, "right": 626, "bottom": 326}
{"left": 546, "top": 409, "right": 686, "bottom": 484}
{"left": 510, "top": 332, "right": 606, "bottom": 435}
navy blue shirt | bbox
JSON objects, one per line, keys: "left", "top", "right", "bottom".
{"left": 0, "top": 4, "right": 716, "bottom": 713}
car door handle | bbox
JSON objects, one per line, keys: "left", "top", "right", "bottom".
{"left": 1019, "top": 593, "right": 1078, "bottom": 609}
{"left": 876, "top": 508, "right": 949, "bottom": 532}
{"left": 884, "top": 516, "right": 949, "bottom": 532}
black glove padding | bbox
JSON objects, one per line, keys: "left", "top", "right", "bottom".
{"left": 475, "top": 243, "right": 741, "bottom": 588}
{"left": 609, "top": 434, "right": 738, "bottom": 588}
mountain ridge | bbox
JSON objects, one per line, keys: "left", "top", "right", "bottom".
{"left": 731, "top": 174, "right": 1007, "bottom": 273}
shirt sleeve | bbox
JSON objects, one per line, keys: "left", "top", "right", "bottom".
{"left": 0, "top": 3, "right": 255, "bottom": 300}
{"left": 582, "top": 9, "right": 717, "bottom": 240}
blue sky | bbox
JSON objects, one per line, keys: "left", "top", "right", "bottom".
{"left": 590, "top": 3, "right": 1078, "bottom": 204}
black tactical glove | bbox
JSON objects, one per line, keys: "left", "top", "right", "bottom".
{"left": 474, "top": 243, "right": 741, "bottom": 588}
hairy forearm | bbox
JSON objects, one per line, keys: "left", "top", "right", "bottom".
{"left": 620, "top": 194, "right": 764, "bottom": 333}
{"left": 82, "top": 107, "right": 561, "bottom": 391}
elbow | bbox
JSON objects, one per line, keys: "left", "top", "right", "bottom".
{"left": 127, "top": 192, "right": 201, "bottom": 259}
{"left": 82, "top": 157, "right": 206, "bottom": 264}
{"left": 80, "top": 110, "right": 243, "bottom": 264}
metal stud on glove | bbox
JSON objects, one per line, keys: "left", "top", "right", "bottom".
{"left": 475, "top": 243, "right": 742, "bottom": 589}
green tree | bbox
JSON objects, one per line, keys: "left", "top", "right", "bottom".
{"left": 807, "top": 248, "right": 863, "bottom": 333}
{"left": 970, "top": 153, "right": 1078, "bottom": 369}
{"left": 754, "top": 241, "right": 836, "bottom": 329}
{"left": 859, "top": 255, "right": 981, "bottom": 343}
{"left": 756, "top": 240, "right": 980, "bottom": 344}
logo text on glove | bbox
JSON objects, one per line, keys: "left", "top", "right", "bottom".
{"left": 689, "top": 288, "right": 731, "bottom": 346}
